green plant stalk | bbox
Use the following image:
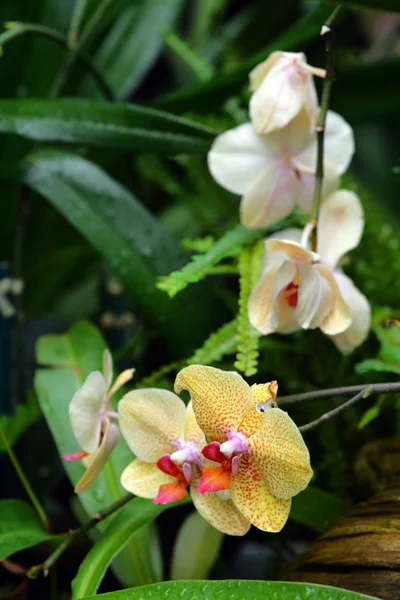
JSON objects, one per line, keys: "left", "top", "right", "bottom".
{"left": 309, "top": 5, "right": 343, "bottom": 232}
{"left": 0, "top": 22, "right": 113, "bottom": 100}
{"left": 299, "top": 386, "right": 371, "bottom": 433}
{"left": 279, "top": 380, "right": 400, "bottom": 406}
{"left": 28, "top": 493, "right": 134, "bottom": 578}
{"left": 0, "top": 422, "right": 49, "bottom": 531}
{"left": 68, "top": 0, "right": 89, "bottom": 48}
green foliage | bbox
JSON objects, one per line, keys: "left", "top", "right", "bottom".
{"left": 0, "top": 393, "right": 40, "bottom": 451}
{"left": 0, "top": 98, "right": 215, "bottom": 154}
{"left": 356, "top": 324, "right": 400, "bottom": 376}
{"left": 163, "top": 28, "right": 215, "bottom": 81}
{"left": 71, "top": 497, "right": 190, "bottom": 600}
{"left": 234, "top": 241, "right": 263, "bottom": 377}
{"left": 358, "top": 397, "right": 385, "bottom": 430}
{"left": 189, "top": 319, "right": 237, "bottom": 365}
{"left": 83, "top": 580, "right": 379, "bottom": 600}
{"left": 170, "top": 511, "right": 223, "bottom": 580}
{"left": 34, "top": 321, "right": 160, "bottom": 588}
{"left": 158, "top": 224, "right": 260, "bottom": 298}
{"left": 0, "top": 500, "right": 56, "bottom": 560}
{"left": 291, "top": 486, "right": 348, "bottom": 533}
{"left": 331, "top": 0, "right": 400, "bottom": 11}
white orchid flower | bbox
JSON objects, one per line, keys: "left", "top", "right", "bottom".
{"left": 248, "top": 190, "right": 371, "bottom": 353}
{"left": 65, "top": 349, "right": 134, "bottom": 492}
{"left": 207, "top": 110, "right": 354, "bottom": 229}
{"left": 249, "top": 51, "right": 325, "bottom": 135}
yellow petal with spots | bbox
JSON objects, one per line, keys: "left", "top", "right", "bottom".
{"left": 185, "top": 401, "right": 206, "bottom": 448}
{"left": 118, "top": 389, "right": 186, "bottom": 462}
{"left": 230, "top": 456, "right": 291, "bottom": 532}
{"left": 246, "top": 408, "right": 313, "bottom": 499}
{"left": 75, "top": 418, "right": 119, "bottom": 493}
{"left": 238, "top": 381, "right": 279, "bottom": 437}
{"left": 175, "top": 365, "right": 253, "bottom": 443}
{"left": 191, "top": 485, "right": 250, "bottom": 536}
{"left": 121, "top": 458, "right": 174, "bottom": 499}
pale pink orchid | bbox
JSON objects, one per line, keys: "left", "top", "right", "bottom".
{"left": 65, "top": 349, "right": 134, "bottom": 492}
{"left": 249, "top": 51, "right": 325, "bottom": 135}
{"left": 118, "top": 389, "right": 250, "bottom": 536}
{"left": 248, "top": 190, "right": 371, "bottom": 353}
{"left": 207, "top": 109, "right": 354, "bottom": 229}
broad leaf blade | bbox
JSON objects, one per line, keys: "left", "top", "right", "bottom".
{"left": 0, "top": 99, "right": 214, "bottom": 154}
{"left": 291, "top": 486, "right": 347, "bottom": 533}
{"left": 71, "top": 497, "right": 190, "bottom": 600}
{"left": 0, "top": 499, "right": 55, "bottom": 560}
{"left": 83, "top": 580, "right": 379, "bottom": 599}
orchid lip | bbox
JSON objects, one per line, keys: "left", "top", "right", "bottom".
{"left": 170, "top": 442, "right": 201, "bottom": 467}
{"left": 220, "top": 432, "right": 247, "bottom": 457}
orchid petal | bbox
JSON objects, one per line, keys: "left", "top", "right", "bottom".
{"left": 296, "top": 164, "right": 340, "bottom": 213}
{"left": 69, "top": 371, "right": 105, "bottom": 454}
{"left": 230, "top": 458, "right": 291, "bottom": 532}
{"left": 296, "top": 263, "right": 334, "bottom": 329}
{"left": 120, "top": 458, "right": 174, "bottom": 498}
{"left": 185, "top": 401, "right": 206, "bottom": 448}
{"left": 196, "top": 466, "right": 231, "bottom": 493}
{"left": 329, "top": 271, "right": 371, "bottom": 354}
{"left": 293, "top": 110, "right": 355, "bottom": 176}
{"left": 266, "top": 238, "right": 316, "bottom": 263}
{"left": 317, "top": 190, "right": 364, "bottom": 268}
{"left": 118, "top": 389, "right": 186, "bottom": 462}
{"left": 175, "top": 366, "right": 253, "bottom": 443}
{"left": 107, "top": 368, "right": 135, "bottom": 398}
{"left": 102, "top": 349, "right": 113, "bottom": 390}
{"left": 207, "top": 123, "right": 274, "bottom": 195}
{"left": 266, "top": 109, "right": 313, "bottom": 157}
{"left": 240, "top": 161, "right": 297, "bottom": 229}
{"left": 238, "top": 382, "right": 278, "bottom": 437}
{"left": 191, "top": 485, "right": 250, "bottom": 536}
{"left": 318, "top": 265, "right": 352, "bottom": 335}
{"left": 246, "top": 408, "right": 313, "bottom": 499}
{"left": 154, "top": 481, "right": 188, "bottom": 505}
{"left": 75, "top": 418, "right": 119, "bottom": 493}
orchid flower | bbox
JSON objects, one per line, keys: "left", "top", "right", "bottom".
{"left": 248, "top": 190, "right": 371, "bottom": 353}
{"left": 65, "top": 349, "right": 134, "bottom": 493}
{"left": 207, "top": 109, "right": 354, "bottom": 229}
{"left": 249, "top": 51, "right": 325, "bottom": 135}
{"left": 175, "top": 366, "right": 313, "bottom": 533}
{"left": 118, "top": 389, "right": 250, "bottom": 536}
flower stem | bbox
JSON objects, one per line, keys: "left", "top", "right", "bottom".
{"left": 28, "top": 493, "right": 134, "bottom": 578}
{"left": 299, "top": 386, "right": 371, "bottom": 433}
{"left": 279, "top": 380, "right": 400, "bottom": 406}
{"left": 309, "top": 5, "right": 344, "bottom": 240}
{"left": 0, "top": 422, "right": 49, "bottom": 531}
{"left": 0, "top": 22, "right": 113, "bottom": 100}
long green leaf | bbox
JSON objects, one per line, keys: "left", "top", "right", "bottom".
{"left": 0, "top": 98, "right": 214, "bottom": 154}
{"left": 155, "top": 3, "right": 333, "bottom": 113}
{"left": 71, "top": 497, "right": 190, "bottom": 599}
{"left": 34, "top": 321, "right": 160, "bottom": 587}
{"left": 13, "top": 149, "right": 222, "bottom": 355}
{"left": 0, "top": 499, "right": 55, "bottom": 560}
{"left": 83, "top": 580, "right": 379, "bottom": 600}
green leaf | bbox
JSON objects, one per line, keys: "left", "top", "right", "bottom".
{"left": 170, "top": 511, "right": 223, "bottom": 580}
{"left": 188, "top": 319, "right": 237, "bottom": 365}
{"left": 71, "top": 497, "right": 190, "bottom": 600}
{"left": 156, "top": 3, "right": 334, "bottom": 113}
{"left": 331, "top": 0, "right": 400, "bottom": 11}
{"left": 83, "top": 580, "right": 379, "bottom": 600}
{"left": 14, "top": 148, "right": 221, "bottom": 355}
{"left": 85, "top": 0, "right": 184, "bottom": 98}
{"left": 0, "top": 98, "right": 214, "bottom": 154}
{"left": 234, "top": 241, "right": 263, "bottom": 377}
{"left": 291, "top": 486, "right": 348, "bottom": 533}
{"left": 356, "top": 324, "right": 400, "bottom": 376}
{"left": 358, "top": 397, "right": 385, "bottom": 430}
{"left": 34, "top": 321, "right": 160, "bottom": 588}
{"left": 158, "top": 225, "right": 260, "bottom": 298}
{"left": 0, "top": 499, "right": 55, "bottom": 560}
{"left": 0, "top": 392, "right": 41, "bottom": 451}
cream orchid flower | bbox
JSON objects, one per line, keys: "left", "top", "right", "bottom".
{"left": 207, "top": 109, "right": 354, "bottom": 229}
{"left": 118, "top": 389, "right": 250, "bottom": 536}
{"left": 249, "top": 51, "right": 325, "bottom": 135}
{"left": 175, "top": 366, "right": 313, "bottom": 533}
{"left": 248, "top": 190, "right": 371, "bottom": 353}
{"left": 65, "top": 349, "right": 134, "bottom": 493}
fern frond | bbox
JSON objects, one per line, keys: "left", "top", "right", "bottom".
{"left": 189, "top": 319, "right": 237, "bottom": 365}
{"left": 234, "top": 240, "right": 264, "bottom": 377}
{"left": 158, "top": 224, "right": 261, "bottom": 297}
{"left": 181, "top": 236, "right": 215, "bottom": 253}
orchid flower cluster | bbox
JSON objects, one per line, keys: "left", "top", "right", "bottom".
{"left": 208, "top": 51, "right": 371, "bottom": 353}
{"left": 66, "top": 358, "right": 313, "bottom": 536}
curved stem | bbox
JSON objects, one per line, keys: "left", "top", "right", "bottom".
{"left": 279, "top": 380, "right": 400, "bottom": 406}
{"left": 28, "top": 493, "right": 134, "bottom": 578}
{"left": 0, "top": 22, "right": 113, "bottom": 100}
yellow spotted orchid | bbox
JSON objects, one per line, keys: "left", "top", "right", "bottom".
{"left": 118, "top": 389, "right": 250, "bottom": 536}
{"left": 65, "top": 349, "right": 134, "bottom": 493}
{"left": 174, "top": 366, "right": 313, "bottom": 533}
{"left": 249, "top": 51, "right": 325, "bottom": 135}
{"left": 248, "top": 189, "right": 371, "bottom": 353}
